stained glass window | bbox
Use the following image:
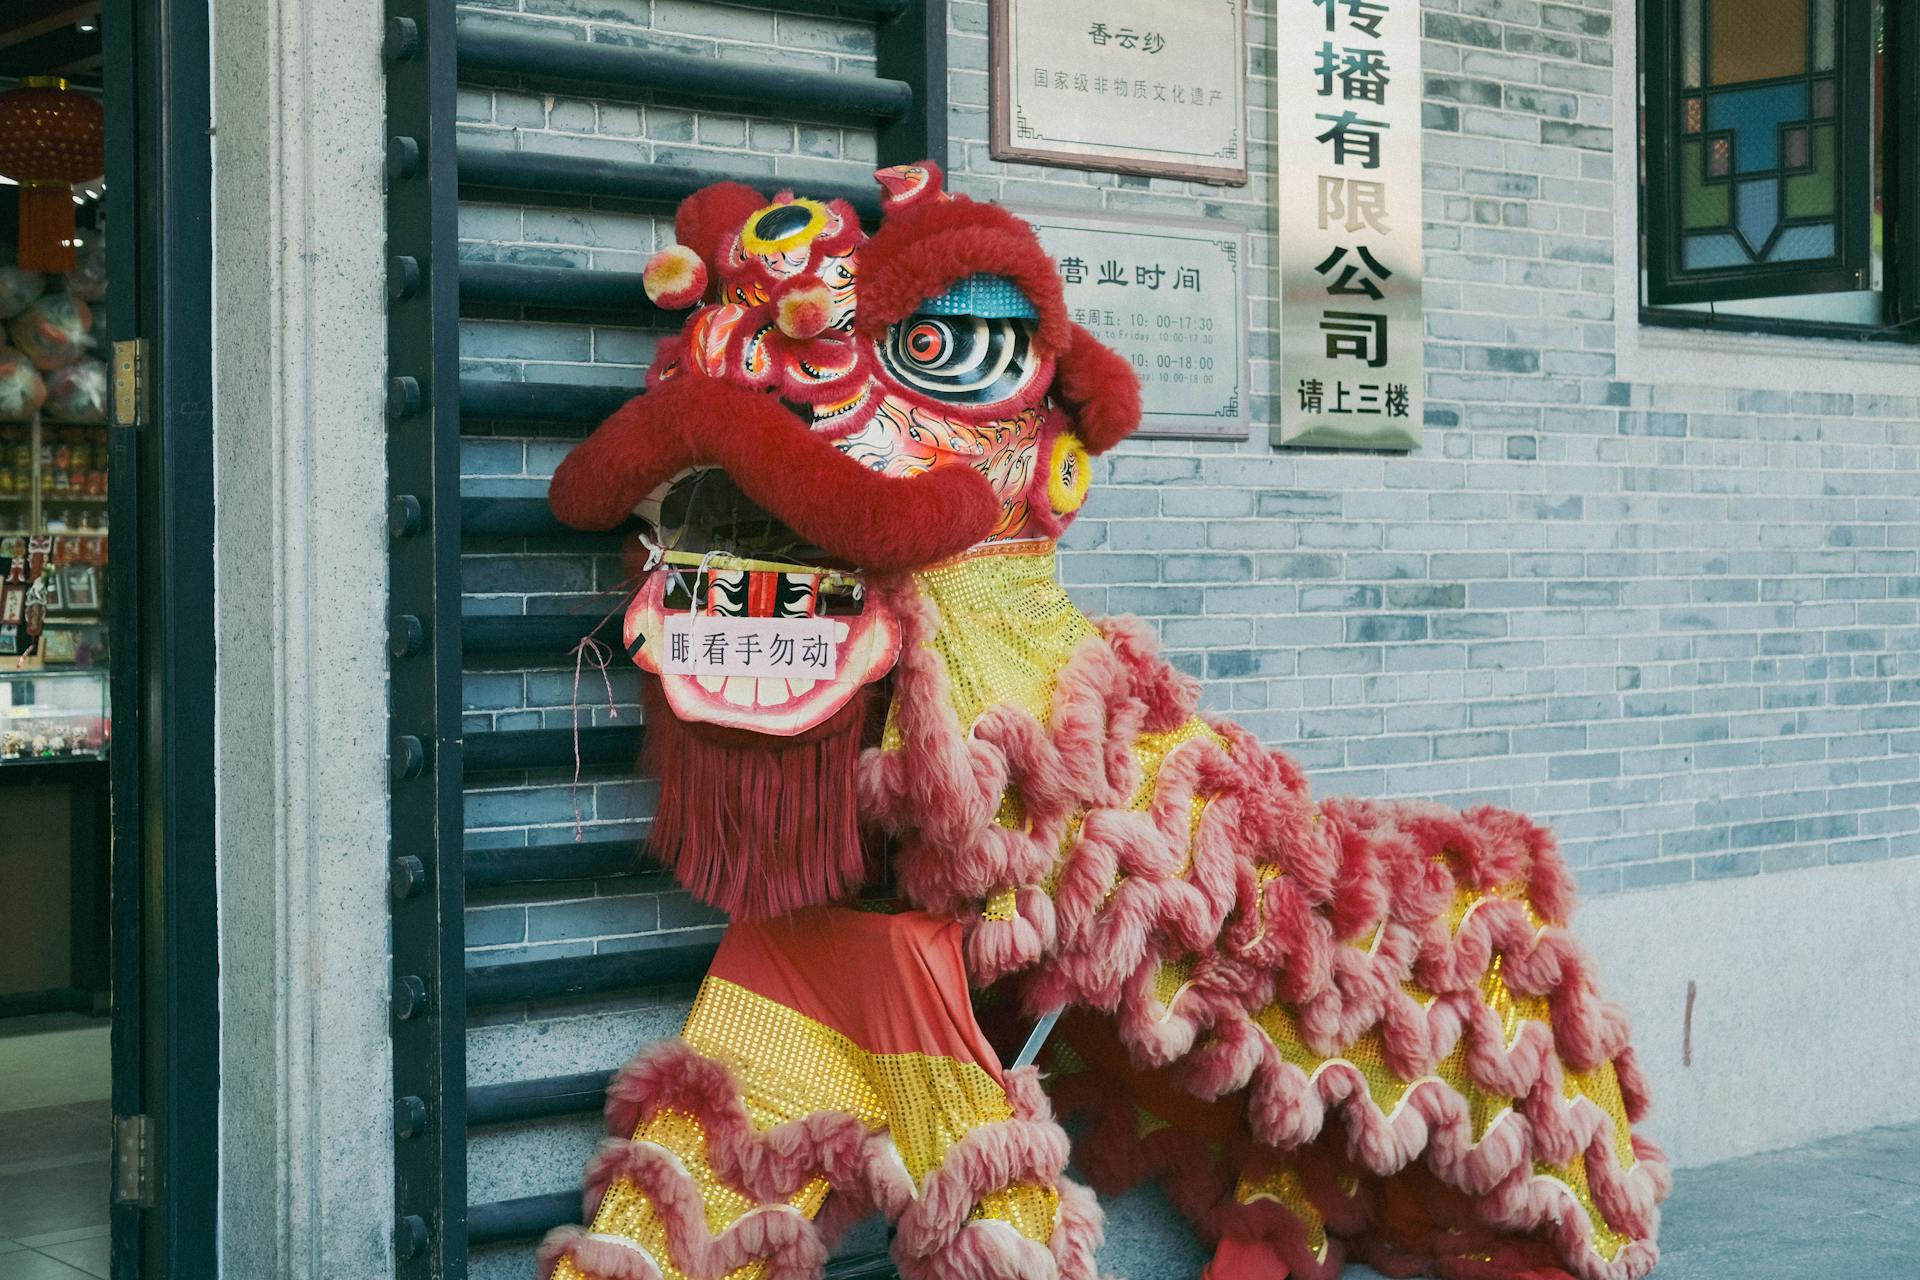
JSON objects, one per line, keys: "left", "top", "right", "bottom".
{"left": 1644, "top": 0, "right": 1876, "bottom": 307}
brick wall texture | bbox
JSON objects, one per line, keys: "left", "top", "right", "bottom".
{"left": 449, "top": 0, "right": 1920, "bottom": 972}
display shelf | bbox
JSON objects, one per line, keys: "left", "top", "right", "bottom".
{"left": 0, "top": 420, "right": 111, "bottom": 536}
{"left": 0, "top": 668, "right": 109, "bottom": 763}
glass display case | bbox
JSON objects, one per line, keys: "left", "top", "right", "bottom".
{"left": 0, "top": 669, "right": 109, "bottom": 763}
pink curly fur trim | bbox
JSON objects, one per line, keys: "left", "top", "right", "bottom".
{"left": 554, "top": 1044, "right": 1102, "bottom": 1280}
{"left": 856, "top": 578, "right": 1670, "bottom": 1280}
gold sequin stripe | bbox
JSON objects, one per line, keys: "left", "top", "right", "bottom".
{"left": 682, "top": 979, "right": 1059, "bottom": 1243}
{"left": 884, "top": 544, "right": 1101, "bottom": 747}
{"left": 558, "top": 978, "right": 1059, "bottom": 1280}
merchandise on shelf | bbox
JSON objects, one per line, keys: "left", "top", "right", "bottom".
{"left": 0, "top": 669, "right": 108, "bottom": 761}
{"left": 43, "top": 359, "right": 107, "bottom": 424}
{"left": 0, "top": 264, "right": 42, "bottom": 320}
{"left": 8, "top": 292, "right": 92, "bottom": 371}
{"left": 65, "top": 239, "right": 107, "bottom": 303}
{"left": 0, "top": 345, "right": 46, "bottom": 421}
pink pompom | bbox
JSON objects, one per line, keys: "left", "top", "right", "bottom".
{"left": 775, "top": 284, "right": 833, "bottom": 339}
{"left": 643, "top": 245, "right": 708, "bottom": 310}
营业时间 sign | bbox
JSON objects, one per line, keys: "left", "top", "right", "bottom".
{"left": 1020, "top": 208, "right": 1249, "bottom": 439}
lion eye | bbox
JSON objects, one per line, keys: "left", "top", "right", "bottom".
{"left": 880, "top": 314, "right": 1037, "bottom": 406}
{"left": 904, "top": 321, "right": 950, "bottom": 364}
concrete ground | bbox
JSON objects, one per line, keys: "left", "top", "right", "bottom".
{"left": 0, "top": 1014, "right": 111, "bottom": 1279}
{"left": 1632, "top": 1122, "right": 1920, "bottom": 1280}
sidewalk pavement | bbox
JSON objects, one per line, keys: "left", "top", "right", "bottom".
{"left": 1630, "top": 1121, "right": 1918, "bottom": 1280}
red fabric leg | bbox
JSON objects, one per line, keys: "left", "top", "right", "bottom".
{"left": 1204, "top": 1236, "right": 1291, "bottom": 1280}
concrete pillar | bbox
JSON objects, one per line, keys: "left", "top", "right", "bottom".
{"left": 208, "top": 0, "right": 394, "bottom": 1273}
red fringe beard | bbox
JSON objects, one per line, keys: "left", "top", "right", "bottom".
{"left": 637, "top": 672, "right": 874, "bottom": 921}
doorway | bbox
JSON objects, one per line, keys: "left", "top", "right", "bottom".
{"left": 1, "top": 7, "right": 117, "bottom": 1276}
{"left": 0, "top": 2, "right": 216, "bottom": 1277}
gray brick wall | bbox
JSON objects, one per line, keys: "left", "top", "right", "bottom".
{"left": 452, "top": 0, "right": 1920, "bottom": 981}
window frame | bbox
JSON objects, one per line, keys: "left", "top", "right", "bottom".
{"left": 1641, "top": 0, "right": 1878, "bottom": 310}
{"left": 1893, "top": 1, "right": 1920, "bottom": 328}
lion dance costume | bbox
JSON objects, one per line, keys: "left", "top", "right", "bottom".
{"left": 539, "top": 164, "right": 1671, "bottom": 1280}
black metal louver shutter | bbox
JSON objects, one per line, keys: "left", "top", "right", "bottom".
{"left": 383, "top": 3, "right": 947, "bottom": 1276}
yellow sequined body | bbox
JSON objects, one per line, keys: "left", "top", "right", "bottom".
{"left": 900, "top": 543, "right": 1639, "bottom": 1264}
{"left": 884, "top": 542, "right": 1102, "bottom": 743}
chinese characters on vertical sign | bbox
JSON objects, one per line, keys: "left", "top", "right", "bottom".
{"left": 1275, "top": 0, "right": 1423, "bottom": 449}
{"left": 1021, "top": 209, "right": 1249, "bottom": 438}
{"left": 991, "top": 0, "right": 1247, "bottom": 185}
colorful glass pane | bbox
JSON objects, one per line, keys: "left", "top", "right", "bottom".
{"left": 1735, "top": 179, "right": 1780, "bottom": 252}
{"left": 1683, "top": 233, "right": 1746, "bottom": 269}
{"left": 1656, "top": 0, "right": 1859, "bottom": 293}
{"left": 1681, "top": 0, "right": 1704, "bottom": 87}
{"left": 1785, "top": 124, "right": 1835, "bottom": 217}
{"left": 1769, "top": 223, "right": 1835, "bottom": 261}
{"left": 1783, "top": 127, "right": 1809, "bottom": 169}
{"left": 1706, "top": 83, "right": 1808, "bottom": 173}
{"left": 1811, "top": 0, "right": 1836, "bottom": 70}
{"left": 1682, "top": 141, "right": 1731, "bottom": 228}
{"left": 1709, "top": 0, "right": 1808, "bottom": 85}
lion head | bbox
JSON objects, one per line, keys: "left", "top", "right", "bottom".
{"left": 548, "top": 161, "right": 1141, "bottom": 570}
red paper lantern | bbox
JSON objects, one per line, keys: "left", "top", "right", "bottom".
{"left": 0, "top": 78, "right": 106, "bottom": 274}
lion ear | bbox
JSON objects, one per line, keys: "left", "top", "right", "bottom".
{"left": 873, "top": 161, "right": 947, "bottom": 212}
{"left": 671, "top": 180, "right": 771, "bottom": 273}
{"left": 1052, "top": 323, "right": 1142, "bottom": 455}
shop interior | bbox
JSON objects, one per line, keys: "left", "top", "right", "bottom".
{"left": 0, "top": 5, "right": 115, "bottom": 1277}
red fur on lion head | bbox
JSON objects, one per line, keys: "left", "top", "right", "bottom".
{"left": 549, "top": 161, "right": 1143, "bottom": 570}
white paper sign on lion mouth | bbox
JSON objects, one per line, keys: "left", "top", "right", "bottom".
{"left": 660, "top": 614, "right": 841, "bottom": 680}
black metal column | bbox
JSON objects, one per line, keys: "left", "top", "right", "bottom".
{"left": 876, "top": 0, "right": 948, "bottom": 170}
{"left": 384, "top": 1, "right": 468, "bottom": 1276}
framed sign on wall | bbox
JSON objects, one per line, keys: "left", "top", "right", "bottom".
{"left": 990, "top": 0, "right": 1248, "bottom": 185}
{"left": 1273, "top": 0, "right": 1424, "bottom": 451}
{"left": 1019, "top": 207, "right": 1250, "bottom": 440}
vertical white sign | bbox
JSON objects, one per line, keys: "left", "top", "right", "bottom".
{"left": 1274, "top": 0, "right": 1424, "bottom": 450}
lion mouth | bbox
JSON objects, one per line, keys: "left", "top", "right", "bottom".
{"left": 624, "top": 468, "right": 901, "bottom": 734}
{"left": 548, "top": 375, "right": 1000, "bottom": 575}
{"left": 644, "top": 467, "right": 843, "bottom": 568}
